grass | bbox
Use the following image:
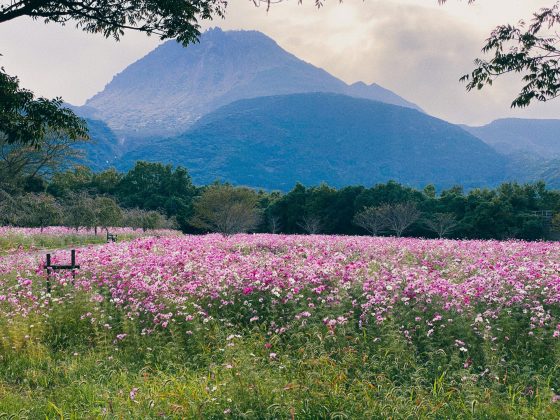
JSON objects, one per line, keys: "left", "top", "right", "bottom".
{"left": 0, "top": 232, "right": 155, "bottom": 254}
{"left": 0, "top": 301, "right": 559, "bottom": 418}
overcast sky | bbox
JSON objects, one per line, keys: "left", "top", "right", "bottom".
{"left": 1, "top": 0, "right": 558, "bottom": 125}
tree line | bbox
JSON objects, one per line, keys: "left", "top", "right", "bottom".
{"left": 3, "top": 160, "right": 560, "bottom": 240}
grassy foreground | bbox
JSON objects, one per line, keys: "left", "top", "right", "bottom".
{"left": 1, "top": 235, "right": 560, "bottom": 418}
{"left": 1, "top": 307, "right": 559, "bottom": 418}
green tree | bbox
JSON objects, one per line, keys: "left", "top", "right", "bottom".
{"left": 94, "top": 196, "right": 123, "bottom": 233}
{"left": 64, "top": 193, "right": 96, "bottom": 231}
{"left": 18, "top": 193, "right": 63, "bottom": 231}
{"left": 268, "top": 183, "right": 308, "bottom": 234}
{"left": 190, "top": 184, "right": 262, "bottom": 235}
{"left": 48, "top": 166, "right": 94, "bottom": 198}
{"left": 0, "top": 69, "right": 87, "bottom": 145}
{"left": 91, "top": 168, "right": 122, "bottom": 195}
{"left": 117, "top": 162, "right": 195, "bottom": 231}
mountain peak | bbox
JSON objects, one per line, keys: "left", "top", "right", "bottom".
{"left": 81, "top": 28, "right": 421, "bottom": 137}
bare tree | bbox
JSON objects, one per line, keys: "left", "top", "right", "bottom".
{"left": 268, "top": 214, "right": 282, "bottom": 234}
{"left": 424, "top": 213, "right": 459, "bottom": 239}
{"left": 298, "top": 214, "right": 322, "bottom": 234}
{"left": 0, "top": 131, "right": 85, "bottom": 192}
{"left": 353, "top": 206, "right": 385, "bottom": 235}
{"left": 190, "top": 184, "right": 262, "bottom": 235}
{"left": 379, "top": 202, "right": 421, "bottom": 237}
{"left": 122, "top": 208, "right": 170, "bottom": 231}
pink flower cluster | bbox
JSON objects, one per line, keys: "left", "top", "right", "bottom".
{"left": 1, "top": 234, "right": 560, "bottom": 342}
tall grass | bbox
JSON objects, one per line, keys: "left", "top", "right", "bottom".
{"left": 0, "top": 292, "right": 558, "bottom": 418}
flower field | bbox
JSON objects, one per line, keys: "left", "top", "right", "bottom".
{"left": 1, "top": 234, "right": 560, "bottom": 417}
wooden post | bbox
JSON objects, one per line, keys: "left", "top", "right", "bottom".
{"left": 46, "top": 253, "right": 52, "bottom": 294}
{"left": 71, "top": 249, "right": 76, "bottom": 284}
{"left": 44, "top": 250, "right": 80, "bottom": 293}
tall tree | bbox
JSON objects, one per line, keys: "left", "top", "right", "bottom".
{"left": 94, "top": 196, "right": 123, "bottom": 233}
{"left": 117, "top": 161, "right": 196, "bottom": 230}
{"left": 64, "top": 193, "right": 97, "bottom": 231}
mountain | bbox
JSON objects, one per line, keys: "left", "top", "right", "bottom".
{"left": 80, "top": 28, "right": 421, "bottom": 138}
{"left": 463, "top": 118, "right": 560, "bottom": 158}
{"left": 76, "top": 119, "right": 122, "bottom": 171}
{"left": 118, "top": 93, "right": 507, "bottom": 190}
{"left": 346, "top": 81, "right": 419, "bottom": 110}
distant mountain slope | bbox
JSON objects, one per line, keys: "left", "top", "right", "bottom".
{"left": 76, "top": 119, "right": 122, "bottom": 171}
{"left": 118, "top": 93, "right": 507, "bottom": 190}
{"left": 81, "top": 28, "right": 421, "bottom": 137}
{"left": 463, "top": 118, "right": 560, "bottom": 157}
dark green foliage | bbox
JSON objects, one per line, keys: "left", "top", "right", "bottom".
{"left": 117, "top": 162, "right": 196, "bottom": 231}
{"left": 459, "top": 3, "right": 560, "bottom": 108}
{"left": 0, "top": 69, "right": 88, "bottom": 145}
{"left": 0, "top": 0, "right": 227, "bottom": 46}
{"left": 7, "top": 154, "right": 560, "bottom": 240}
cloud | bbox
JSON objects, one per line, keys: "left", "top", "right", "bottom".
{"left": 1, "top": 0, "right": 559, "bottom": 125}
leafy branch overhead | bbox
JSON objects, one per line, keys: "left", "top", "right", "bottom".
{"left": 0, "top": 0, "right": 227, "bottom": 145}
{"left": 460, "top": 2, "right": 560, "bottom": 107}
{"left": 272, "top": 0, "right": 560, "bottom": 108}
{"left": 0, "top": 0, "right": 227, "bottom": 45}
{"left": 0, "top": 68, "right": 88, "bottom": 145}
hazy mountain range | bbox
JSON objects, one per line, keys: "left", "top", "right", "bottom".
{"left": 80, "top": 28, "right": 421, "bottom": 138}
{"left": 71, "top": 28, "right": 560, "bottom": 190}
